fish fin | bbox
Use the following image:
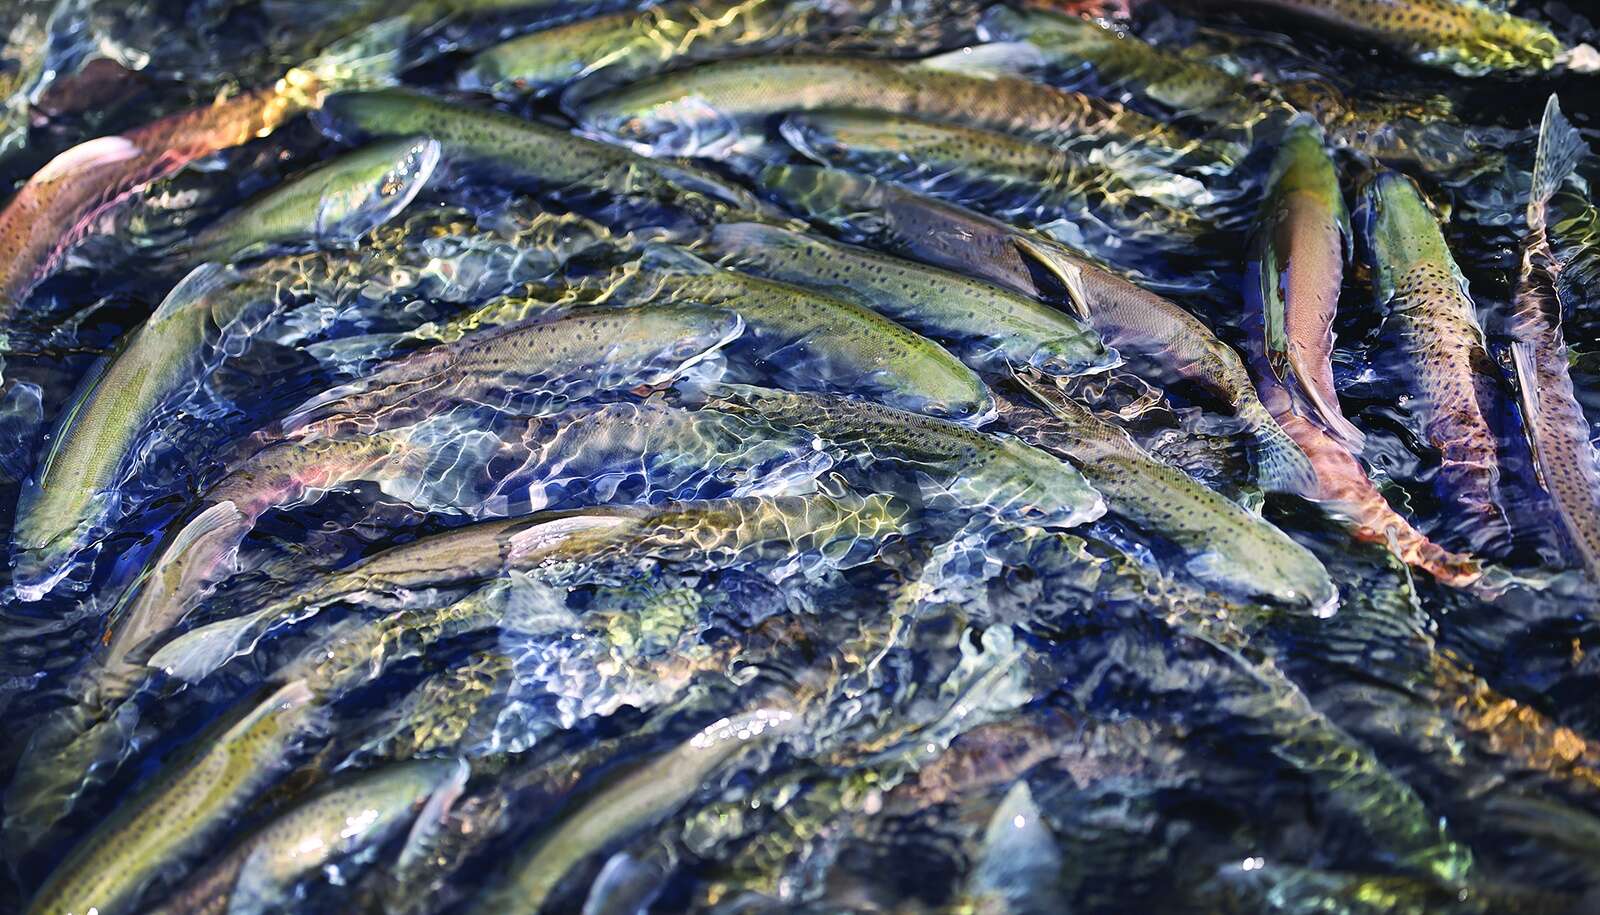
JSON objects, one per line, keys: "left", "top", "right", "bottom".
{"left": 145, "top": 605, "right": 275, "bottom": 683}
{"left": 106, "top": 500, "right": 247, "bottom": 635}
{"left": 1295, "top": 376, "right": 1366, "bottom": 453}
{"left": 150, "top": 263, "right": 244, "bottom": 323}
{"left": 31, "top": 135, "right": 140, "bottom": 184}
{"left": 1528, "top": 95, "right": 1585, "bottom": 233}
{"left": 296, "top": 15, "right": 409, "bottom": 98}
{"left": 1240, "top": 401, "right": 1318, "bottom": 496}
{"left": 1255, "top": 243, "right": 1291, "bottom": 387}
{"left": 398, "top": 758, "right": 470, "bottom": 871}
{"left": 1559, "top": 43, "right": 1600, "bottom": 75}
{"left": 916, "top": 42, "right": 1047, "bottom": 79}
{"left": 1509, "top": 335, "right": 1549, "bottom": 491}
{"left": 1011, "top": 235, "right": 1089, "bottom": 320}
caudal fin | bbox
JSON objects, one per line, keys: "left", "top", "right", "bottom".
{"left": 1528, "top": 95, "right": 1585, "bottom": 233}
{"left": 1241, "top": 400, "right": 1318, "bottom": 496}
{"left": 297, "top": 15, "right": 409, "bottom": 98}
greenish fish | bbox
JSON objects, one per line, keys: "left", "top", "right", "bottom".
{"left": 780, "top": 109, "right": 1216, "bottom": 221}
{"left": 356, "top": 650, "right": 516, "bottom": 762}
{"left": 144, "top": 758, "right": 468, "bottom": 915}
{"left": 467, "top": 705, "right": 797, "bottom": 913}
{"left": 180, "top": 134, "right": 440, "bottom": 264}
{"left": 1249, "top": 122, "right": 1363, "bottom": 449}
{"left": 316, "top": 88, "right": 770, "bottom": 219}
{"left": 700, "top": 221, "right": 1115, "bottom": 378}
{"left": 584, "top": 246, "right": 995, "bottom": 422}
{"left": 703, "top": 383, "right": 1105, "bottom": 529}
{"left": 1358, "top": 169, "right": 1504, "bottom": 532}
{"left": 571, "top": 49, "right": 1232, "bottom": 175}
{"left": 1508, "top": 96, "right": 1600, "bottom": 583}
{"left": 759, "top": 165, "right": 1316, "bottom": 496}
{"left": 25, "top": 680, "right": 327, "bottom": 915}
{"left": 1003, "top": 369, "right": 1338, "bottom": 613}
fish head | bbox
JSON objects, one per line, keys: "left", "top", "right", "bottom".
{"left": 608, "top": 304, "right": 744, "bottom": 387}
{"left": 1355, "top": 170, "right": 1443, "bottom": 299}
{"left": 574, "top": 83, "right": 738, "bottom": 158}
{"left": 314, "top": 135, "right": 442, "bottom": 243}
{"left": 757, "top": 165, "right": 891, "bottom": 239}
{"left": 968, "top": 437, "right": 1105, "bottom": 529}
{"left": 1029, "top": 334, "right": 1117, "bottom": 378}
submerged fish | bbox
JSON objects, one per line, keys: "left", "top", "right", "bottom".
{"left": 1508, "top": 96, "right": 1600, "bottom": 583}
{"left": 759, "top": 165, "right": 1315, "bottom": 495}
{"left": 1186, "top": 0, "right": 1592, "bottom": 77}
{"left": 1358, "top": 170, "right": 1505, "bottom": 535}
{"left": 25, "top": 681, "right": 327, "bottom": 915}
{"left": 0, "top": 17, "right": 404, "bottom": 325}
{"left": 468, "top": 706, "right": 797, "bottom": 913}
{"left": 1003, "top": 370, "right": 1338, "bottom": 613}
{"left": 582, "top": 245, "right": 995, "bottom": 421}
{"left": 1248, "top": 122, "right": 1362, "bottom": 449}
{"left": 703, "top": 383, "right": 1104, "bottom": 528}
{"left": 13, "top": 138, "right": 439, "bottom": 595}
{"left": 144, "top": 758, "right": 468, "bottom": 915}
{"left": 780, "top": 109, "right": 1215, "bottom": 223}
{"left": 572, "top": 49, "right": 1229, "bottom": 174}
{"left": 315, "top": 88, "right": 770, "bottom": 220}
{"left": 180, "top": 134, "right": 440, "bottom": 264}
{"left": 700, "top": 221, "right": 1115, "bottom": 378}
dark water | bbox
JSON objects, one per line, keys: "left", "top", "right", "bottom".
{"left": 1, "top": 0, "right": 1599, "bottom": 912}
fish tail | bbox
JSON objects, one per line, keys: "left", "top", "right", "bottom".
{"left": 1241, "top": 399, "right": 1319, "bottom": 496}
{"left": 292, "top": 15, "right": 409, "bottom": 101}
{"left": 1528, "top": 94, "right": 1584, "bottom": 234}
{"left": 1292, "top": 370, "right": 1367, "bottom": 452}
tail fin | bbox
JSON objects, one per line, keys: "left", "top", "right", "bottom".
{"left": 296, "top": 15, "right": 409, "bottom": 100}
{"left": 1528, "top": 95, "right": 1585, "bottom": 234}
{"left": 1240, "top": 399, "right": 1318, "bottom": 496}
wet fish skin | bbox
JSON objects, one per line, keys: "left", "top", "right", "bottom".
{"left": 24, "top": 681, "right": 327, "bottom": 915}
{"left": 1508, "top": 96, "right": 1600, "bottom": 583}
{"left": 1004, "top": 371, "right": 1338, "bottom": 613}
{"left": 143, "top": 758, "right": 468, "bottom": 915}
{"left": 588, "top": 247, "right": 996, "bottom": 422}
{"left": 181, "top": 134, "right": 441, "bottom": 264}
{"left": 315, "top": 87, "right": 769, "bottom": 217}
{"left": 703, "top": 383, "right": 1104, "bottom": 529}
{"left": 1358, "top": 170, "right": 1504, "bottom": 533}
{"left": 0, "top": 17, "right": 404, "bottom": 324}
{"left": 701, "top": 221, "right": 1115, "bottom": 378}
{"left": 758, "top": 165, "right": 1315, "bottom": 496}
{"left": 572, "top": 51, "right": 1227, "bottom": 173}
{"left": 1250, "top": 122, "right": 1363, "bottom": 450}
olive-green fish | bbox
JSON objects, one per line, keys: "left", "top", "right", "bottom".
{"left": 1186, "top": 0, "right": 1593, "bottom": 77}
{"left": 144, "top": 758, "right": 468, "bottom": 915}
{"left": 1358, "top": 170, "right": 1504, "bottom": 532}
{"left": 1249, "top": 121, "right": 1363, "bottom": 449}
{"left": 467, "top": 706, "right": 797, "bottom": 913}
{"left": 700, "top": 221, "right": 1115, "bottom": 378}
{"left": 25, "top": 680, "right": 327, "bottom": 915}
{"left": 703, "top": 383, "right": 1105, "bottom": 529}
{"left": 180, "top": 134, "right": 440, "bottom": 264}
{"left": 781, "top": 109, "right": 1216, "bottom": 222}
{"left": 316, "top": 88, "right": 770, "bottom": 219}
{"left": 585, "top": 245, "right": 995, "bottom": 422}
{"left": 1003, "top": 369, "right": 1337, "bottom": 613}
{"left": 759, "top": 165, "right": 1316, "bottom": 496}
{"left": 1508, "top": 96, "right": 1600, "bottom": 582}
{"left": 572, "top": 50, "right": 1232, "bottom": 175}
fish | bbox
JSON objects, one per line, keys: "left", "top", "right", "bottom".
{"left": 24, "top": 680, "right": 328, "bottom": 915}
{"left": 759, "top": 165, "right": 1316, "bottom": 496}
{"left": 149, "top": 491, "right": 908, "bottom": 683}
{"left": 179, "top": 134, "right": 441, "bottom": 264}
{"left": 1507, "top": 96, "right": 1600, "bottom": 583}
{"left": 571, "top": 48, "right": 1232, "bottom": 175}
{"left": 13, "top": 137, "right": 439, "bottom": 596}
{"left": 780, "top": 109, "right": 1217, "bottom": 221}
{"left": 143, "top": 758, "right": 469, "bottom": 915}
{"left": 1198, "top": 859, "right": 1579, "bottom": 915}
{"left": 1003, "top": 369, "right": 1338, "bottom": 613}
{"left": 960, "top": 781, "right": 1069, "bottom": 915}
{"left": 353, "top": 650, "right": 517, "bottom": 763}
{"left": 1248, "top": 121, "right": 1363, "bottom": 449}
{"left": 699, "top": 221, "right": 1116, "bottom": 378}
{"left": 0, "top": 16, "right": 405, "bottom": 326}
{"left": 1184, "top": 0, "right": 1593, "bottom": 77}
{"left": 702, "top": 383, "right": 1105, "bottom": 529}
{"left": 466, "top": 706, "right": 797, "bottom": 913}
{"left": 1357, "top": 170, "right": 1505, "bottom": 535}
{"left": 314, "top": 88, "right": 771, "bottom": 221}
{"left": 581, "top": 245, "right": 996, "bottom": 422}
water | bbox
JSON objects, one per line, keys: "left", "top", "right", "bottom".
{"left": 1, "top": 0, "right": 1599, "bottom": 912}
